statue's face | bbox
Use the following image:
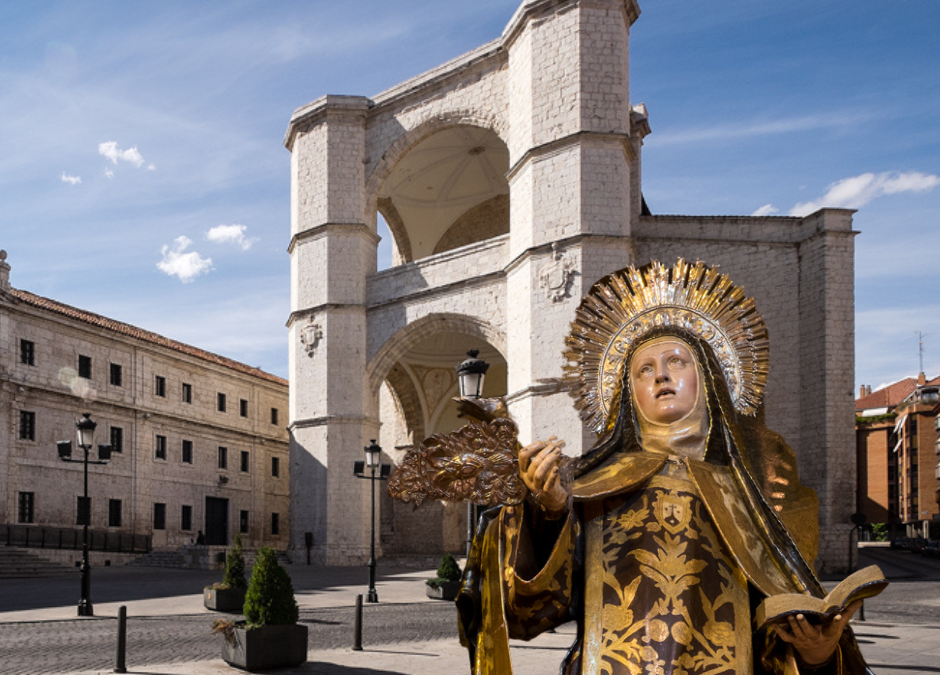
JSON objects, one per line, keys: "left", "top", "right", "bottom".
{"left": 630, "top": 339, "right": 699, "bottom": 424}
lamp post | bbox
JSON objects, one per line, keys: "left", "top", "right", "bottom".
{"left": 56, "top": 412, "right": 112, "bottom": 617}
{"left": 456, "top": 350, "right": 490, "bottom": 557}
{"left": 353, "top": 440, "right": 391, "bottom": 603}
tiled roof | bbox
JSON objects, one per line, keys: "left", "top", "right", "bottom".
{"left": 10, "top": 288, "right": 287, "bottom": 386}
{"left": 855, "top": 378, "right": 917, "bottom": 411}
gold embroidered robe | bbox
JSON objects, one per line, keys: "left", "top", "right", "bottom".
{"left": 457, "top": 449, "right": 872, "bottom": 675}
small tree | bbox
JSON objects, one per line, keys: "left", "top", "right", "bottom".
{"left": 427, "top": 552, "right": 463, "bottom": 589}
{"left": 243, "top": 547, "right": 298, "bottom": 626}
{"left": 221, "top": 533, "right": 247, "bottom": 590}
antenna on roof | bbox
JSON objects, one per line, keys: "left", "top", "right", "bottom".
{"left": 916, "top": 330, "right": 926, "bottom": 374}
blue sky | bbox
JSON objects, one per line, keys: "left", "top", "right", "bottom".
{"left": 1, "top": 0, "right": 937, "bottom": 392}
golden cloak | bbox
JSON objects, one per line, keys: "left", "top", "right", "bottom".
{"left": 457, "top": 330, "right": 872, "bottom": 675}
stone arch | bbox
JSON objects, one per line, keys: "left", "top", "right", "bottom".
{"left": 366, "top": 112, "right": 509, "bottom": 263}
{"left": 367, "top": 313, "right": 506, "bottom": 398}
{"left": 383, "top": 361, "right": 426, "bottom": 444}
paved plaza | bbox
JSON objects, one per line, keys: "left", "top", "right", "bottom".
{"left": 0, "top": 546, "right": 937, "bottom": 674}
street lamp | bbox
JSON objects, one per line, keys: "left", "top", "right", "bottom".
{"left": 456, "top": 350, "right": 490, "bottom": 556}
{"left": 353, "top": 440, "right": 391, "bottom": 603}
{"left": 456, "top": 349, "right": 490, "bottom": 399}
{"left": 57, "top": 412, "right": 112, "bottom": 617}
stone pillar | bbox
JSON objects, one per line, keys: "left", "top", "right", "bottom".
{"left": 504, "top": 0, "right": 640, "bottom": 451}
{"left": 796, "top": 208, "right": 857, "bottom": 573}
{"left": 286, "top": 96, "right": 380, "bottom": 565}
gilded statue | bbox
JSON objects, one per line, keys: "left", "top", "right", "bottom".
{"left": 389, "top": 259, "right": 876, "bottom": 674}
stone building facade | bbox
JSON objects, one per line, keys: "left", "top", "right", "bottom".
{"left": 0, "top": 252, "right": 290, "bottom": 556}
{"left": 856, "top": 376, "right": 940, "bottom": 539}
{"left": 286, "top": 0, "right": 858, "bottom": 572}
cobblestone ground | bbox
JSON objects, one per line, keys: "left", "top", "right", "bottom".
{"left": 0, "top": 602, "right": 459, "bottom": 675}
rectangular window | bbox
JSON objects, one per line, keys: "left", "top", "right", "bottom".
{"left": 20, "top": 339, "right": 35, "bottom": 366}
{"left": 217, "top": 393, "right": 226, "bottom": 412}
{"left": 240, "top": 399, "right": 248, "bottom": 417}
{"left": 240, "top": 510, "right": 249, "bottom": 534}
{"left": 240, "top": 450, "right": 250, "bottom": 473}
{"left": 155, "top": 375, "right": 166, "bottom": 397}
{"left": 155, "top": 435, "right": 167, "bottom": 460}
{"left": 271, "top": 512, "right": 280, "bottom": 536}
{"left": 182, "top": 383, "right": 192, "bottom": 404}
{"left": 77, "top": 496, "right": 91, "bottom": 526}
{"left": 110, "top": 426, "right": 124, "bottom": 453}
{"left": 78, "top": 354, "right": 92, "bottom": 379}
{"left": 110, "top": 363, "right": 123, "bottom": 387}
{"left": 108, "top": 499, "right": 122, "bottom": 527}
{"left": 18, "top": 492, "right": 35, "bottom": 524}
{"left": 181, "top": 439, "right": 193, "bottom": 464}
{"left": 218, "top": 446, "right": 228, "bottom": 469}
{"left": 272, "top": 457, "right": 280, "bottom": 478}
{"left": 19, "top": 410, "right": 36, "bottom": 441}
{"left": 181, "top": 505, "right": 193, "bottom": 531}
{"left": 153, "top": 503, "right": 166, "bottom": 530}
{"left": 270, "top": 407, "right": 279, "bottom": 426}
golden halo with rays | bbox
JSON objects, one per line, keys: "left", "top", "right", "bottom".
{"left": 562, "top": 259, "right": 770, "bottom": 433}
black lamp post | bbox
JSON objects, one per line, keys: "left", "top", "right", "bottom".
{"left": 354, "top": 440, "right": 391, "bottom": 603}
{"left": 456, "top": 350, "right": 490, "bottom": 556}
{"left": 56, "top": 412, "right": 112, "bottom": 617}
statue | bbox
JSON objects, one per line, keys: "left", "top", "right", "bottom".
{"left": 388, "top": 259, "right": 875, "bottom": 674}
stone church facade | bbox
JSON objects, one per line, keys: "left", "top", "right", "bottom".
{"left": 286, "top": 0, "right": 857, "bottom": 572}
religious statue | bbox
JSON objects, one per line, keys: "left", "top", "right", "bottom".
{"left": 388, "top": 259, "right": 877, "bottom": 675}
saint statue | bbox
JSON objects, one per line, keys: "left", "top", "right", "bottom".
{"left": 387, "top": 259, "right": 875, "bottom": 674}
{"left": 455, "top": 260, "right": 872, "bottom": 675}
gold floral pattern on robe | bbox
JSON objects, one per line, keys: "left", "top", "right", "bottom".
{"left": 583, "top": 474, "right": 751, "bottom": 675}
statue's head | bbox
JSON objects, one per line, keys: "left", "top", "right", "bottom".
{"left": 563, "top": 259, "right": 770, "bottom": 436}
{"left": 629, "top": 336, "right": 701, "bottom": 426}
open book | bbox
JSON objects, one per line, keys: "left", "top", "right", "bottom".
{"left": 755, "top": 565, "right": 888, "bottom": 629}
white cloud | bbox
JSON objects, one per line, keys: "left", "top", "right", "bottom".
{"left": 790, "top": 171, "right": 940, "bottom": 216}
{"left": 652, "top": 111, "right": 872, "bottom": 147}
{"left": 206, "top": 224, "right": 256, "bottom": 250}
{"left": 98, "top": 141, "right": 148, "bottom": 168}
{"left": 104, "top": 168, "right": 114, "bottom": 179}
{"left": 751, "top": 203, "right": 777, "bottom": 217}
{"left": 157, "top": 236, "right": 213, "bottom": 283}
{"left": 60, "top": 172, "right": 82, "bottom": 185}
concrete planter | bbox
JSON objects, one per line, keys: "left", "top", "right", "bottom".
{"left": 221, "top": 623, "right": 308, "bottom": 671}
{"left": 204, "top": 587, "right": 246, "bottom": 613}
{"left": 426, "top": 580, "right": 461, "bottom": 600}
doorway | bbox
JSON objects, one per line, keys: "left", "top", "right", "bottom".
{"left": 205, "top": 497, "right": 229, "bottom": 545}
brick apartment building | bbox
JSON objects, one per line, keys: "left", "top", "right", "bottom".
{"left": 855, "top": 373, "right": 940, "bottom": 539}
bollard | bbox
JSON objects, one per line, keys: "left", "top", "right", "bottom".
{"left": 353, "top": 594, "right": 363, "bottom": 651}
{"left": 114, "top": 605, "right": 127, "bottom": 673}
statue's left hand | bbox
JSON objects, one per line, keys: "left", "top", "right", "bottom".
{"left": 772, "top": 600, "right": 862, "bottom": 668}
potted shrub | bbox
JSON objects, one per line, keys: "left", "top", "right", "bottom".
{"left": 215, "top": 547, "right": 307, "bottom": 671}
{"left": 426, "top": 552, "right": 463, "bottom": 600}
{"left": 205, "top": 534, "right": 248, "bottom": 612}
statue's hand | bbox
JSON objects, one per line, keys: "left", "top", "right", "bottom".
{"left": 772, "top": 600, "right": 861, "bottom": 668}
{"left": 518, "top": 437, "right": 567, "bottom": 518}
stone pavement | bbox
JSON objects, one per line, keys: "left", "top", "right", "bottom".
{"left": 0, "top": 549, "right": 938, "bottom": 674}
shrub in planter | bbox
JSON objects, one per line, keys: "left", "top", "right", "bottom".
{"left": 426, "top": 552, "right": 463, "bottom": 600}
{"left": 205, "top": 534, "right": 248, "bottom": 612}
{"left": 216, "top": 547, "right": 307, "bottom": 671}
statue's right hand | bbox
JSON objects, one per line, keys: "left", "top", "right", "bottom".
{"left": 518, "top": 437, "right": 567, "bottom": 517}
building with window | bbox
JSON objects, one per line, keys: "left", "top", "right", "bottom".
{"left": 855, "top": 373, "right": 940, "bottom": 539}
{"left": 0, "top": 251, "right": 289, "bottom": 555}
{"left": 287, "top": 0, "right": 858, "bottom": 571}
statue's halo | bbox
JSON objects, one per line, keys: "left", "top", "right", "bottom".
{"left": 562, "top": 259, "right": 770, "bottom": 433}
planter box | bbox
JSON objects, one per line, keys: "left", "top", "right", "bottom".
{"left": 204, "top": 587, "right": 246, "bottom": 613}
{"left": 221, "top": 623, "right": 308, "bottom": 672}
{"left": 426, "top": 580, "right": 461, "bottom": 600}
